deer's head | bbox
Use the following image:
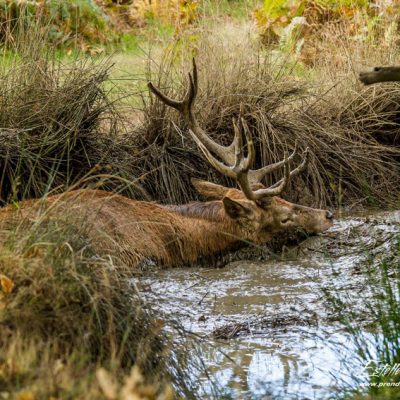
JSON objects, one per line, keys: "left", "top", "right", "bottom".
{"left": 148, "top": 59, "right": 333, "bottom": 244}
{"left": 191, "top": 179, "right": 333, "bottom": 244}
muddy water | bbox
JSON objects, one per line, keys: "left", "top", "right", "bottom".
{"left": 136, "top": 211, "right": 400, "bottom": 399}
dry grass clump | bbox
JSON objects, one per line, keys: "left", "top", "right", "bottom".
{"left": 0, "top": 21, "right": 151, "bottom": 204}
{"left": 341, "top": 84, "right": 400, "bottom": 148}
{"left": 0, "top": 15, "right": 399, "bottom": 210}
{"left": 0, "top": 209, "right": 198, "bottom": 399}
{"left": 137, "top": 34, "right": 400, "bottom": 208}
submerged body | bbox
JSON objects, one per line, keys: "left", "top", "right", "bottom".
{"left": 0, "top": 187, "right": 332, "bottom": 268}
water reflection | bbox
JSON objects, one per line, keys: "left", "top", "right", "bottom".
{"left": 194, "top": 330, "right": 367, "bottom": 399}
{"left": 136, "top": 211, "right": 399, "bottom": 399}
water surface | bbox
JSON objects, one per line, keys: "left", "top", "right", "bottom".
{"left": 136, "top": 211, "right": 400, "bottom": 399}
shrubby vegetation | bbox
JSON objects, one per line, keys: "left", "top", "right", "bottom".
{"left": 324, "top": 236, "right": 400, "bottom": 399}
{"left": 2, "top": 24, "right": 399, "bottom": 207}
{"left": 0, "top": 0, "right": 114, "bottom": 52}
{"left": 0, "top": 0, "right": 200, "bottom": 52}
{"left": 0, "top": 212, "right": 201, "bottom": 399}
{"left": 0, "top": 1, "right": 399, "bottom": 399}
{"left": 254, "top": 0, "right": 400, "bottom": 63}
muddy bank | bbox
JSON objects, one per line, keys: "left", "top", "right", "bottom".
{"left": 135, "top": 211, "right": 400, "bottom": 399}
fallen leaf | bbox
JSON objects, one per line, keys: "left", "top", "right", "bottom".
{"left": 0, "top": 275, "right": 14, "bottom": 295}
{"left": 16, "top": 391, "right": 34, "bottom": 400}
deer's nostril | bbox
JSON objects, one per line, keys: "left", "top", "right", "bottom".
{"left": 326, "top": 210, "right": 334, "bottom": 220}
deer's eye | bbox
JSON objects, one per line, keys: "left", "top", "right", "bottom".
{"left": 281, "top": 217, "right": 292, "bottom": 224}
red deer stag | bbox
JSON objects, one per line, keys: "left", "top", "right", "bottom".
{"left": 0, "top": 60, "right": 333, "bottom": 268}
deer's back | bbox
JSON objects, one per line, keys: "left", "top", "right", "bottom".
{"left": 0, "top": 189, "right": 185, "bottom": 267}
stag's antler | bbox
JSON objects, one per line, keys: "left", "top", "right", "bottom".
{"left": 147, "top": 59, "right": 232, "bottom": 163}
{"left": 147, "top": 59, "right": 309, "bottom": 201}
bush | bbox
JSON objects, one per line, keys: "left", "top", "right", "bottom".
{"left": 0, "top": 208, "right": 200, "bottom": 399}
{"left": 0, "top": 0, "right": 117, "bottom": 52}
{"left": 0, "top": 17, "right": 151, "bottom": 204}
{"left": 138, "top": 38, "right": 400, "bottom": 208}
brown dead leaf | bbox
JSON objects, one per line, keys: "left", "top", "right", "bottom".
{"left": 16, "top": 391, "right": 35, "bottom": 400}
{"left": 0, "top": 275, "right": 14, "bottom": 295}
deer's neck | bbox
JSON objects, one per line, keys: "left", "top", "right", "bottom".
{"left": 163, "top": 201, "right": 244, "bottom": 265}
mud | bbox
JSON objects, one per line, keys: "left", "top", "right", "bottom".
{"left": 135, "top": 211, "right": 400, "bottom": 399}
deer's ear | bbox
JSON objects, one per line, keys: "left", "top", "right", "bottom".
{"left": 222, "top": 197, "right": 252, "bottom": 220}
{"left": 191, "top": 178, "right": 230, "bottom": 200}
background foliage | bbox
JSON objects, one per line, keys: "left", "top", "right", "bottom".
{"left": 0, "top": 1, "right": 400, "bottom": 399}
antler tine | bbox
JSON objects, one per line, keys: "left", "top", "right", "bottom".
{"left": 270, "top": 147, "right": 309, "bottom": 189}
{"left": 148, "top": 58, "right": 236, "bottom": 165}
{"left": 148, "top": 60, "right": 309, "bottom": 201}
{"left": 191, "top": 57, "right": 198, "bottom": 97}
{"left": 147, "top": 80, "right": 185, "bottom": 111}
{"left": 233, "top": 118, "right": 243, "bottom": 169}
{"left": 147, "top": 60, "right": 197, "bottom": 114}
{"left": 239, "top": 117, "right": 254, "bottom": 172}
{"left": 247, "top": 142, "right": 298, "bottom": 186}
{"left": 245, "top": 147, "right": 309, "bottom": 199}
{"left": 190, "top": 119, "right": 259, "bottom": 201}
{"left": 187, "top": 65, "right": 197, "bottom": 111}
{"left": 188, "top": 129, "right": 236, "bottom": 179}
{"left": 248, "top": 152, "right": 292, "bottom": 199}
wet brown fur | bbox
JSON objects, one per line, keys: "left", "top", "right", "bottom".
{"left": 0, "top": 182, "right": 333, "bottom": 268}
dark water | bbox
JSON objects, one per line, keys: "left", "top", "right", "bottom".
{"left": 135, "top": 211, "right": 400, "bottom": 399}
